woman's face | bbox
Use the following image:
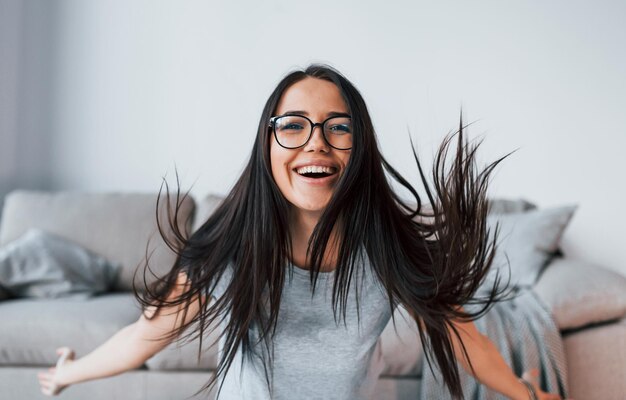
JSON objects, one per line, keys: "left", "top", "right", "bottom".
{"left": 270, "top": 77, "right": 351, "bottom": 215}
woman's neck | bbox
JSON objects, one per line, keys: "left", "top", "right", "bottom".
{"left": 288, "top": 210, "right": 339, "bottom": 272}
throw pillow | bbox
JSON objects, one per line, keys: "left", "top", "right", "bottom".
{"left": 0, "top": 229, "right": 120, "bottom": 300}
{"left": 488, "top": 198, "right": 537, "bottom": 215}
{"left": 478, "top": 204, "right": 578, "bottom": 294}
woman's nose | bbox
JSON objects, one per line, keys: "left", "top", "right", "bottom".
{"left": 304, "top": 125, "right": 329, "bottom": 152}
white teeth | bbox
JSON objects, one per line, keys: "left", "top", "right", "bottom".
{"left": 296, "top": 165, "right": 335, "bottom": 175}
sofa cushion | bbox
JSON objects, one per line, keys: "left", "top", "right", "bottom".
{"left": 0, "top": 229, "right": 120, "bottom": 300}
{"left": 534, "top": 258, "right": 626, "bottom": 330}
{"left": 0, "top": 293, "right": 140, "bottom": 365}
{"left": 0, "top": 293, "right": 222, "bottom": 372}
{"left": 478, "top": 204, "right": 578, "bottom": 293}
{"left": 562, "top": 317, "right": 626, "bottom": 399}
{"left": 0, "top": 190, "right": 194, "bottom": 291}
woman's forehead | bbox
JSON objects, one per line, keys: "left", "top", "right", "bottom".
{"left": 275, "top": 77, "right": 348, "bottom": 116}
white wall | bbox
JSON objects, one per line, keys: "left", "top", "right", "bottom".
{"left": 0, "top": 1, "right": 57, "bottom": 213}
{"left": 3, "top": 0, "right": 625, "bottom": 276}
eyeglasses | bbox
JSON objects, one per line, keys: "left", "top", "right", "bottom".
{"left": 268, "top": 114, "right": 353, "bottom": 150}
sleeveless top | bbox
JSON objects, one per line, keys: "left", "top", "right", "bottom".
{"left": 207, "top": 253, "right": 393, "bottom": 400}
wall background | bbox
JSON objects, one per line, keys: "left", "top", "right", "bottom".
{"left": 1, "top": 0, "right": 625, "bottom": 276}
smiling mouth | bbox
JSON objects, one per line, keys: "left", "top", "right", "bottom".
{"left": 299, "top": 172, "right": 334, "bottom": 178}
{"left": 293, "top": 166, "right": 338, "bottom": 179}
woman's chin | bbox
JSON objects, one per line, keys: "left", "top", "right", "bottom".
{"left": 289, "top": 195, "right": 332, "bottom": 215}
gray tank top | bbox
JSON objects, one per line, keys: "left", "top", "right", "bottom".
{"left": 212, "top": 253, "right": 393, "bottom": 399}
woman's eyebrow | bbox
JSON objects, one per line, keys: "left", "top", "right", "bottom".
{"left": 281, "top": 110, "right": 351, "bottom": 118}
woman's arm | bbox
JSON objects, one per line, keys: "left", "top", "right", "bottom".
{"left": 446, "top": 315, "right": 539, "bottom": 400}
{"left": 411, "top": 308, "right": 564, "bottom": 400}
{"left": 38, "top": 271, "right": 204, "bottom": 393}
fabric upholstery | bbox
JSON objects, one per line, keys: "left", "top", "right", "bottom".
{"left": 0, "top": 289, "right": 219, "bottom": 371}
{"left": 0, "top": 229, "right": 120, "bottom": 300}
{"left": 0, "top": 293, "right": 140, "bottom": 365}
{"left": 191, "top": 194, "right": 223, "bottom": 234}
{"left": 563, "top": 317, "right": 626, "bottom": 400}
{"left": 479, "top": 204, "right": 578, "bottom": 292}
{"left": 534, "top": 257, "right": 626, "bottom": 330}
{"left": 0, "top": 190, "right": 195, "bottom": 291}
{"left": 0, "top": 368, "right": 421, "bottom": 400}
{"left": 0, "top": 368, "right": 218, "bottom": 400}
{"left": 487, "top": 198, "right": 537, "bottom": 214}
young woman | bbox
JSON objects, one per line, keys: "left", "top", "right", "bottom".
{"left": 38, "top": 64, "right": 565, "bottom": 399}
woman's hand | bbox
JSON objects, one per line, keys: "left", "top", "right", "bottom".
{"left": 521, "top": 368, "right": 573, "bottom": 400}
{"left": 37, "top": 347, "right": 76, "bottom": 396}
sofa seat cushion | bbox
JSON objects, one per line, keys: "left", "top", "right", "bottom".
{"left": 534, "top": 258, "right": 626, "bottom": 330}
{"left": 0, "top": 190, "right": 195, "bottom": 291}
{"left": 0, "top": 291, "right": 223, "bottom": 372}
{"left": 0, "top": 293, "right": 140, "bottom": 366}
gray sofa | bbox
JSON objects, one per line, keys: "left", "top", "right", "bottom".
{"left": 0, "top": 190, "right": 624, "bottom": 400}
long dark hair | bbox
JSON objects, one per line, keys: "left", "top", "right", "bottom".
{"left": 134, "top": 64, "right": 512, "bottom": 399}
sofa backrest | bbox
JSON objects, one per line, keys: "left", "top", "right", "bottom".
{"left": 0, "top": 190, "right": 195, "bottom": 292}
{"left": 190, "top": 194, "right": 223, "bottom": 234}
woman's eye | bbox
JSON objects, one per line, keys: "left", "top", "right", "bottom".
{"left": 282, "top": 124, "right": 303, "bottom": 130}
{"left": 328, "top": 124, "right": 351, "bottom": 134}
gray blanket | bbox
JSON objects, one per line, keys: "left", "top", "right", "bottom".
{"left": 0, "top": 229, "right": 120, "bottom": 300}
{"left": 420, "top": 289, "right": 568, "bottom": 399}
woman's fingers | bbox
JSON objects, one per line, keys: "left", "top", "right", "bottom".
{"left": 37, "top": 348, "right": 75, "bottom": 396}
{"left": 38, "top": 371, "right": 55, "bottom": 395}
{"left": 521, "top": 368, "right": 567, "bottom": 400}
{"left": 37, "top": 372, "right": 51, "bottom": 384}
{"left": 522, "top": 368, "right": 539, "bottom": 380}
{"left": 38, "top": 370, "right": 54, "bottom": 381}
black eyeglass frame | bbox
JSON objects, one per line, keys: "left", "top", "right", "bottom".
{"left": 268, "top": 114, "right": 353, "bottom": 150}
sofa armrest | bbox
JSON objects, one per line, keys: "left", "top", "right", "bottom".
{"left": 534, "top": 257, "right": 626, "bottom": 330}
